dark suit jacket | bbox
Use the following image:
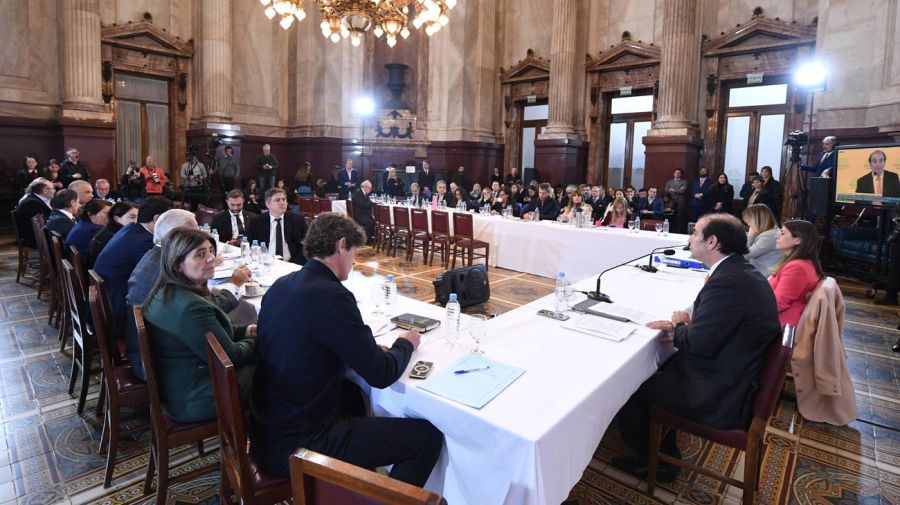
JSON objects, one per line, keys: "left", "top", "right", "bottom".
{"left": 406, "top": 192, "right": 425, "bottom": 206}
{"left": 60, "top": 160, "right": 90, "bottom": 186}
{"left": 434, "top": 192, "right": 456, "bottom": 208}
{"left": 689, "top": 177, "right": 712, "bottom": 214}
{"left": 802, "top": 150, "right": 835, "bottom": 176}
{"left": 657, "top": 255, "right": 780, "bottom": 429}
{"left": 759, "top": 179, "right": 783, "bottom": 220}
{"left": 245, "top": 211, "right": 307, "bottom": 265}
{"left": 337, "top": 169, "right": 360, "bottom": 198}
{"left": 416, "top": 170, "right": 435, "bottom": 192}
{"left": 637, "top": 197, "right": 665, "bottom": 219}
{"left": 856, "top": 171, "right": 900, "bottom": 198}
{"left": 14, "top": 194, "right": 52, "bottom": 248}
{"left": 707, "top": 184, "right": 735, "bottom": 213}
{"left": 525, "top": 197, "right": 560, "bottom": 221}
{"left": 94, "top": 223, "right": 155, "bottom": 336}
{"left": 249, "top": 259, "right": 414, "bottom": 476}
{"left": 350, "top": 189, "right": 375, "bottom": 226}
{"left": 64, "top": 220, "right": 102, "bottom": 257}
{"left": 45, "top": 211, "right": 76, "bottom": 240}
{"left": 211, "top": 209, "right": 257, "bottom": 244}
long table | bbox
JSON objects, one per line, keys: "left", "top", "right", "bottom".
{"left": 327, "top": 201, "right": 687, "bottom": 281}
{"left": 234, "top": 251, "right": 706, "bottom": 505}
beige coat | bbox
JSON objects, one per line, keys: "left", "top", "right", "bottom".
{"left": 792, "top": 277, "right": 857, "bottom": 425}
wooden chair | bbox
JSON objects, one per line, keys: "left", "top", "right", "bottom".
{"left": 68, "top": 245, "right": 87, "bottom": 292}
{"left": 61, "top": 259, "right": 103, "bottom": 415}
{"left": 318, "top": 199, "right": 333, "bottom": 213}
{"left": 409, "top": 209, "right": 431, "bottom": 265}
{"left": 375, "top": 205, "right": 396, "bottom": 256}
{"left": 647, "top": 324, "right": 796, "bottom": 505}
{"left": 345, "top": 199, "right": 354, "bottom": 221}
{"left": 392, "top": 206, "right": 413, "bottom": 261}
{"left": 290, "top": 448, "right": 446, "bottom": 505}
{"left": 11, "top": 210, "right": 40, "bottom": 283}
{"left": 450, "top": 213, "right": 489, "bottom": 269}
{"left": 133, "top": 306, "right": 219, "bottom": 505}
{"left": 299, "top": 197, "right": 315, "bottom": 221}
{"left": 88, "top": 271, "right": 149, "bottom": 488}
{"left": 429, "top": 211, "right": 453, "bottom": 268}
{"left": 311, "top": 198, "right": 322, "bottom": 216}
{"left": 205, "top": 333, "right": 291, "bottom": 505}
{"left": 640, "top": 218, "right": 662, "bottom": 232}
{"left": 30, "top": 214, "right": 53, "bottom": 309}
{"left": 48, "top": 232, "right": 70, "bottom": 342}
{"left": 195, "top": 204, "right": 217, "bottom": 228}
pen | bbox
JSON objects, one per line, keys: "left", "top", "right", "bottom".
{"left": 454, "top": 366, "right": 491, "bottom": 375}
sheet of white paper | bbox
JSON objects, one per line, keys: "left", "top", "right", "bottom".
{"left": 562, "top": 315, "right": 634, "bottom": 342}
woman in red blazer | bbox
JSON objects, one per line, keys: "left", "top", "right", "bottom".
{"left": 769, "top": 220, "right": 825, "bottom": 326}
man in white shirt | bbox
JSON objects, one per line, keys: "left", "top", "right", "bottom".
{"left": 246, "top": 188, "right": 307, "bottom": 265}
{"left": 212, "top": 190, "right": 257, "bottom": 244}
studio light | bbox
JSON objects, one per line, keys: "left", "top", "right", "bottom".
{"left": 794, "top": 61, "right": 828, "bottom": 91}
{"left": 354, "top": 96, "right": 376, "bottom": 117}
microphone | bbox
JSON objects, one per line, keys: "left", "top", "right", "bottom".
{"left": 639, "top": 246, "right": 687, "bottom": 273}
{"left": 585, "top": 245, "right": 686, "bottom": 303}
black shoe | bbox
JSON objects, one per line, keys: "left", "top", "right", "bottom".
{"left": 610, "top": 455, "right": 680, "bottom": 483}
{"left": 875, "top": 295, "right": 898, "bottom": 306}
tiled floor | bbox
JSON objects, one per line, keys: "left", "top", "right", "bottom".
{"left": 0, "top": 241, "right": 898, "bottom": 504}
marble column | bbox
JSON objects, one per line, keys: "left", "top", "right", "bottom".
{"left": 60, "top": 0, "right": 105, "bottom": 114}
{"left": 199, "top": 0, "right": 232, "bottom": 122}
{"left": 651, "top": 0, "right": 701, "bottom": 135}
{"left": 542, "top": 0, "right": 578, "bottom": 138}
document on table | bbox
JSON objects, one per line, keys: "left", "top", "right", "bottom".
{"left": 418, "top": 355, "right": 525, "bottom": 409}
{"left": 573, "top": 300, "right": 657, "bottom": 324}
{"left": 562, "top": 315, "right": 635, "bottom": 342}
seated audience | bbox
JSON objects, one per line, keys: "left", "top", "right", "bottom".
{"left": 65, "top": 199, "right": 111, "bottom": 257}
{"left": 474, "top": 187, "right": 494, "bottom": 208}
{"left": 510, "top": 182, "right": 524, "bottom": 203}
{"left": 350, "top": 180, "right": 376, "bottom": 243}
{"left": 246, "top": 188, "right": 307, "bottom": 264}
{"left": 275, "top": 178, "right": 295, "bottom": 205}
{"left": 524, "top": 183, "right": 560, "bottom": 221}
{"left": 434, "top": 180, "right": 456, "bottom": 208}
{"left": 600, "top": 196, "right": 631, "bottom": 228}
{"left": 521, "top": 185, "right": 538, "bottom": 206}
{"left": 708, "top": 173, "right": 734, "bottom": 214}
{"left": 769, "top": 220, "right": 824, "bottom": 326}
{"left": 637, "top": 186, "right": 665, "bottom": 220}
{"left": 143, "top": 228, "right": 257, "bottom": 422}
{"left": 625, "top": 186, "right": 639, "bottom": 212}
{"left": 407, "top": 182, "right": 425, "bottom": 206}
{"left": 250, "top": 213, "right": 443, "bottom": 483}
{"left": 93, "top": 179, "right": 119, "bottom": 202}
{"left": 615, "top": 214, "right": 780, "bottom": 481}
{"left": 385, "top": 166, "right": 405, "bottom": 198}
{"left": 211, "top": 190, "right": 257, "bottom": 245}
{"left": 491, "top": 181, "right": 501, "bottom": 198}
{"left": 44, "top": 189, "right": 80, "bottom": 239}
{"left": 742, "top": 204, "right": 782, "bottom": 276}
{"left": 85, "top": 202, "right": 138, "bottom": 269}
{"left": 491, "top": 187, "right": 520, "bottom": 217}
{"left": 14, "top": 178, "right": 54, "bottom": 249}
{"left": 94, "top": 196, "right": 173, "bottom": 336}
{"left": 243, "top": 178, "right": 262, "bottom": 214}
{"left": 454, "top": 188, "right": 475, "bottom": 210}
{"left": 559, "top": 191, "right": 592, "bottom": 223}
{"left": 15, "top": 156, "right": 41, "bottom": 194}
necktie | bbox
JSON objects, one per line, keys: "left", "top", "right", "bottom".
{"left": 876, "top": 175, "right": 883, "bottom": 196}
{"left": 274, "top": 218, "right": 284, "bottom": 257}
{"left": 234, "top": 213, "right": 244, "bottom": 235}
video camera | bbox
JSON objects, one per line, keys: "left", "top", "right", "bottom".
{"left": 785, "top": 130, "right": 809, "bottom": 150}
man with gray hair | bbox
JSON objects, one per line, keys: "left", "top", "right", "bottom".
{"left": 350, "top": 180, "right": 375, "bottom": 243}
{"left": 60, "top": 147, "right": 90, "bottom": 186}
{"left": 256, "top": 144, "right": 278, "bottom": 192}
{"left": 125, "top": 209, "right": 253, "bottom": 380}
{"left": 803, "top": 135, "right": 837, "bottom": 177}
{"left": 93, "top": 178, "right": 119, "bottom": 202}
{"left": 69, "top": 180, "right": 94, "bottom": 205}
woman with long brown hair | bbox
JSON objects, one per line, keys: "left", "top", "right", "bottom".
{"left": 768, "top": 220, "right": 824, "bottom": 326}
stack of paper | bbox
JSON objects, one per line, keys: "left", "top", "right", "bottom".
{"left": 562, "top": 315, "right": 634, "bottom": 342}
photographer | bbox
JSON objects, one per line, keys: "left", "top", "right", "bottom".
{"left": 181, "top": 148, "right": 209, "bottom": 210}
{"left": 119, "top": 161, "right": 145, "bottom": 201}
{"left": 140, "top": 155, "right": 168, "bottom": 197}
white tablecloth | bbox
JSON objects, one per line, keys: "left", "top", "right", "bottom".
{"left": 234, "top": 251, "right": 707, "bottom": 505}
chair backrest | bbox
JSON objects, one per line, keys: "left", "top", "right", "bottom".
{"left": 68, "top": 245, "right": 87, "bottom": 290}
{"left": 290, "top": 448, "right": 446, "bottom": 505}
{"left": 411, "top": 209, "right": 429, "bottom": 233}
{"left": 452, "top": 212, "right": 474, "bottom": 239}
{"left": 752, "top": 324, "right": 795, "bottom": 420}
{"left": 195, "top": 205, "right": 217, "bottom": 227}
{"left": 89, "top": 283, "right": 126, "bottom": 397}
{"left": 377, "top": 205, "right": 392, "bottom": 226}
{"left": 345, "top": 199, "right": 354, "bottom": 220}
{"left": 10, "top": 210, "right": 24, "bottom": 248}
{"left": 640, "top": 219, "right": 662, "bottom": 231}
{"left": 31, "top": 215, "right": 49, "bottom": 261}
{"left": 318, "top": 199, "right": 333, "bottom": 212}
{"left": 133, "top": 306, "right": 168, "bottom": 433}
{"left": 205, "top": 333, "right": 253, "bottom": 501}
{"left": 48, "top": 231, "right": 64, "bottom": 278}
{"left": 90, "top": 270, "right": 125, "bottom": 367}
{"left": 431, "top": 211, "right": 450, "bottom": 235}
{"left": 61, "top": 259, "right": 88, "bottom": 345}
{"left": 299, "top": 197, "right": 315, "bottom": 216}
{"left": 311, "top": 198, "right": 322, "bottom": 215}
{"left": 393, "top": 206, "right": 411, "bottom": 231}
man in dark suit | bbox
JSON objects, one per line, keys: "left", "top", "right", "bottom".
{"left": 802, "top": 136, "right": 837, "bottom": 177}
{"left": 433, "top": 180, "right": 456, "bottom": 208}
{"left": 60, "top": 147, "right": 90, "bottom": 186}
{"left": 350, "top": 180, "right": 376, "bottom": 243}
{"left": 524, "top": 183, "right": 560, "bottom": 221}
{"left": 416, "top": 160, "right": 435, "bottom": 197}
{"left": 450, "top": 165, "right": 466, "bottom": 190}
{"left": 212, "top": 190, "right": 257, "bottom": 244}
{"left": 338, "top": 159, "right": 360, "bottom": 199}
{"left": 406, "top": 182, "right": 425, "bottom": 206}
{"left": 44, "top": 189, "right": 80, "bottom": 239}
{"left": 688, "top": 167, "right": 712, "bottom": 221}
{"left": 94, "top": 196, "right": 173, "bottom": 336}
{"left": 856, "top": 150, "right": 900, "bottom": 198}
{"left": 586, "top": 185, "right": 609, "bottom": 221}
{"left": 638, "top": 186, "right": 666, "bottom": 219}
{"left": 246, "top": 188, "right": 307, "bottom": 265}
{"left": 249, "top": 213, "right": 443, "bottom": 483}
{"left": 613, "top": 213, "right": 780, "bottom": 482}
{"left": 93, "top": 179, "right": 120, "bottom": 202}
{"left": 14, "top": 179, "right": 54, "bottom": 248}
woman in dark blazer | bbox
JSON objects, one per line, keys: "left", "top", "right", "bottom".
{"left": 707, "top": 173, "right": 734, "bottom": 214}
{"left": 86, "top": 202, "right": 138, "bottom": 269}
{"left": 65, "top": 199, "right": 111, "bottom": 257}
{"left": 143, "top": 228, "right": 257, "bottom": 423}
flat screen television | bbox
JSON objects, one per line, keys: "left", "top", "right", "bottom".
{"left": 833, "top": 143, "right": 900, "bottom": 208}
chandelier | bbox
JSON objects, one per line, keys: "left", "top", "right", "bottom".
{"left": 258, "top": 0, "right": 457, "bottom": 47}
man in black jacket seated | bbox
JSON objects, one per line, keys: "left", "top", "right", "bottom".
{"left": 613, "top": 213, "right": 780, "bottom": 482}
{"left": 523, "top": 183, "right": 560, "bottom": 220}
{"left": 211, "top": 190, "right": 257, "bottom": 244}
{"left": 245, "top": 188, "right": 307, "bottom": 264}
{"left": 250, "top": 213, "right": 443, "bottom": 484}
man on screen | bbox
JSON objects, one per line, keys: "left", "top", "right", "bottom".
{"left": 856, "top": 150, "right": 900, "bottom": 198}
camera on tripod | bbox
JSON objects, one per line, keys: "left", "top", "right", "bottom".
{"left": 785, "top": 130, "right": 809, "bottom": 150}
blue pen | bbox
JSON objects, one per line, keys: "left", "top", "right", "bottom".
{"left": 454, "top": 366, "right": 491, "bottom": 375}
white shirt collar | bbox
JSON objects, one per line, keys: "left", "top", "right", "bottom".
{"left": 37, "top": 194, "right": 52, "bottom": 207}
{"left": 59, "top": 209, "right": 74, "bottom": 220}
{"left": 707, "top": 254, "right": 733, "bottom": 277}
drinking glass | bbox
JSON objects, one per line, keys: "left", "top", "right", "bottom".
{"left": 261, "top": 250, "right": 275, "bottom": 275}
{"left": 627, "top": 220, "right": 635, "bottom": 231}
{"left": 369, "top": 284, "right": 384, "bottom": 318}
{"left": 468, "top": 314, "right": 489, "bottom": 354}
{"left": 655, "top": 222, "right": 663, "bottom": 234}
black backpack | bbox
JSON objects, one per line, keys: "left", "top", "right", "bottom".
{"left": 433, "top": 264, "right": 490, "bottom": 308}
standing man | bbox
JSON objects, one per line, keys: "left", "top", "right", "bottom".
{"left": 665, "top": 169, "right": 689, "bottom": 233}
{"left": 181, "top": 152, "right": 209, "bottom": 210}
{"left": 613, "top": 213, "right": 780, "bottom": 481}
{"left": 212, "top": 190, "right": 258, "bottom": 244}
{"left": 451, "top": 165, "right": 466, "bottom": 190}
{"left": 256, "top": 144, "right": 278, "bottom": 192}
{"left": 140, "top": 155, "right": 168, "bottom": 197}
{"left": 60, "top": 147, "right": 90, "bottom": 186}
{"left": 249, "top": 213, "right": 443, "bottom": 483}
{"left": 803, "top": 136, "right": 837, "bottom": 177}
{"left": 350, "top": 180, "right": 376, "bottom": 243}
{"left": 417, "top": 160, "right": 435, "bottom": 197}
{"left": 505, "top": 166, "right": 521, "bottom": 187}
{"left": 246, "top": 188, "right": 307, "bottom": 265}
{"left": 15, "top": 156, "right": 41, "bottom": 194}
{"left": 338, "top": 159, "right": 360, "bottom": 199}
{"left": 219, "top": 145, "right": 240, "bottom": 192}
{"left": 689, "top": 167, "right": 712, "bottom": 221}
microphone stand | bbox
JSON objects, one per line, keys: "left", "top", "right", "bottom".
{"left": 585, "top": 245, "right": 686, "bottom": 303}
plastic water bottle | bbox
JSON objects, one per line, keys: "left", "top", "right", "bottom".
{"left": 634, "top": 215, "right": 641, "bottom": 234}
{"left": 384, "top": 275, "right": 398, "bottom": 316}
{"left": 555, "top": 272, "right": 567, "bottom": 315}
{"left": 240, "top": 236, "right": 250, "bottom": 263}
{"left": 250, "top": 240, "right": 260, "bottom": 263}
{"left": 210, "top": 228, "right": 219, "bottom": 244}
{"left": 258, "top": 242, "right": 269, "bottom": 274}
{"left": 444, "top": 293, "right": 461, "bottom": 346}
{"left": 662, "top": 219, "right": 670, "bottom": 236}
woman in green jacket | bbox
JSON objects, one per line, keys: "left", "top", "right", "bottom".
{"left": 143, "top": 227, "right": 257, "bottom": 422}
